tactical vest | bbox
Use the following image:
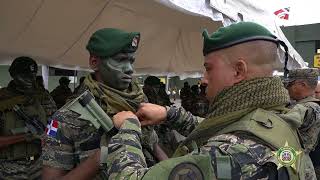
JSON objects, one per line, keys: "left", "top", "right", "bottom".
{"left": 0, "top": 91, "right": 47, "bottom": 160}
{"left": 174, "top": 106, "right": 307, "bottom": 180}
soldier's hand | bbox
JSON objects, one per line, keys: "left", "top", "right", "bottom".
{"left": 113, "top": 111, "right": 138, "bottom": 129}
{"left": 136, "top": 103, "right": 167, "bottom": 126}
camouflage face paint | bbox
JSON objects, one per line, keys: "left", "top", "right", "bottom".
{"left": 99, "top": 53, "right": 135, "bottom": 90}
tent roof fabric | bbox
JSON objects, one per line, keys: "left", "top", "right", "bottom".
{"left": 0, "top": 0, "right": 306, "bottom": 77}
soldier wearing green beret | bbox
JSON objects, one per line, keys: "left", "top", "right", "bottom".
{"left": 104, "top": 22, "right": 315, "bottom": 179}
{"left": 285, "top": 68, "right": 320, "bottom": 179}
{"left": 0, "top": 56, "right": 57, "bottom": 179}
{"left": 42, "top": 28, "right": 164, "bottom": 179}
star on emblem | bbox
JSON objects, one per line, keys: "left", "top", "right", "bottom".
{"left": 272, "top": 141, "right": 302, "bottom": 171}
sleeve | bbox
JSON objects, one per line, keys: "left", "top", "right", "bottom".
{"left": 299, "top": 102, "right": 320, "bottom": 152}
{"left": 165, "top": 106, "right": 204, "bottom": 137}
{"left": 105, "top": 119, "right": 283, "bottom": 180}
{"left": 41, "top": 113, "right": 76, "bottom": 170}
{"left": 105, "top": 118, "right": 215, "bottom": 180}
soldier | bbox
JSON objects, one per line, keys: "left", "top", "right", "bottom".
{"left": 74, "top": 76, "right": 85, "bottom": 95}
{"left": 0, "top": 56, "right": 56, "bottom": 179}
{"left": 285, "top": 68, "right": 320, "bottom": 179}
{"left": 50, "top": 77, "right": 73, "bottom": 108}
{"left": 42, "top": 28, "right": 163, "bottom": 180}
{"left": 191, "top": 83, "right": 209, "bottom": 117}
{"left": 143, "top": 76, "right": 171, "bottom": 106}
{"left": 104, "top": 22, "right": 314, "bottom": 179}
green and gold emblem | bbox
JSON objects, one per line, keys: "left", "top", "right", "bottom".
{"left": 272, "top": 141, "right": 302, "bottom": 170}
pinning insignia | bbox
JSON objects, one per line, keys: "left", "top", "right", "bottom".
{"left": 169, "top": 162, "right": 204, "bottom": 180}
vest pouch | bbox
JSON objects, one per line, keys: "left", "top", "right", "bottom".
{"left": 217, "top": 108, "right": 304, "bottom": 180}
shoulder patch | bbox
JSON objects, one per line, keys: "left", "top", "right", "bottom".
{"left": 169, "top": 162, "right": 204, "bottom": 180}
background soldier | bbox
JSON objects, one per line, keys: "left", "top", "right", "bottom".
{"left": 0, "top": 56, "right": 56, "bottom": 179}
{"left": 50, "top": 77, "right": 73, "bottom": 108}
{"left": 285, "top": 68, "right": 320, "bottom": 179}
{"left": 42, "top": 28, "right": 163, "bottom": 180}
{"left": 190, "top": 83, "right": 209, "bottom": 117}
{"left": 104, "top": 22, "right": 314, "bottom": 179}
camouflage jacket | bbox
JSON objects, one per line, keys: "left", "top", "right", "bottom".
{"left": 42, "top": 86, "right": 159, "bottom": 179}
{"left": 290, "top": 96, "right": 320, "bottom": 153}
{"left": 106, "top": 106, "right": 287, "bottom": 179}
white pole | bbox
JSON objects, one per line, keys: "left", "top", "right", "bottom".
{"left": 41, "top": 65, "right": 49, "bottom": 89}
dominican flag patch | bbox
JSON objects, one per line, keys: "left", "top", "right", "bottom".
{"left": 45, "top": 120, "right": 59, "bottom": 138}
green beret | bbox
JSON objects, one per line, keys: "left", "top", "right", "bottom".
{"left": 202, "top": 22, "right": 278, "bottom": 56}
{"left": 9, "top": 56, "right": 38, "bottom": 77}
{"left": 86, "top": 28, "right": 140, "bottom": 58}
{"left": 286, "top": 68, "right": 319, "bottom": 82}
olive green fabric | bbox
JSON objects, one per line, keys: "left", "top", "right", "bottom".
{"left": 86, "top": 28, "right": 140, "bottom": 58}
{"left": 173, "top": 77, "right": 305, "bottom": 179}
{"left": 202, "top": 22, "right": 277, "bottom": 56}
{"left": 142, "top": 153, "right": 214, "bottom": 180}
{"left": 83, "top": 74, "right": 144, "bottom": 115}
{"left": 174, "top": 77, "right": 290, "bottom": 153}
{"left": 0, "top": 87, "right": 47, "bottom": 160}
{"left": 9, "top": 56, "right": 38, "bottom": 77}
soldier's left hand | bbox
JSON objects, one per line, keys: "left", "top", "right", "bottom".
{"left": 113, "top": 111, "right": 138, "bottom": 129}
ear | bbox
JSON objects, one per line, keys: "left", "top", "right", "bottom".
{"left": 233, "top": 59, "right": 247, "bottom": 83}
{"left": 89, "top": 55, "right": 100, "bottom": 71}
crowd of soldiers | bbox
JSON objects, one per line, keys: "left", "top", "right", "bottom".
{"left": 0, "top": 22, "right": 320, "bottom": 180}
{"left": 180, "top": 82, "right": 209, "bottom": 117}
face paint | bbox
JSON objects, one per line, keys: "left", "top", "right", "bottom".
{"left": 13, "top": 73, "right": 36, "bottom": 90}
{"left": 99, "top": 53, "right": 135, "bottom": 90}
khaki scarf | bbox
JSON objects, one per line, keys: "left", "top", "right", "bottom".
{"left": 83, "top": 74, "right": 145, "bottom": 115}
{"left": 178, "top": 77, "right": 290, "bottom": 150}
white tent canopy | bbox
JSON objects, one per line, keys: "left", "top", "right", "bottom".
{"left": 0, "top": 0, "right": 307, "bottom": 78}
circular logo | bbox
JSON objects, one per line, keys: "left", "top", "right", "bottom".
{"left": 276, "top": 146, "right": 297, "bottom": 167}
{"left": 169, "top": 162, "right": 204, "bottom": 180}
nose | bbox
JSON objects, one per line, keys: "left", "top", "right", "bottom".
{"left": 201, "top": 73, "right": 208, "bottom": 86}
{"left": 123, "top": 62, "right": 134, "bottom": 75}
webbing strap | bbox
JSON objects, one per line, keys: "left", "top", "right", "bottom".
{"left": 216, "top": 154, "right": 232, "bottom": 180}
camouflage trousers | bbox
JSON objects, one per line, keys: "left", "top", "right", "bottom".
{"left": 315, "top": 166, "right": 320, "bottom": 180}
{"left": 0, "top": 158, "right": 42, "bottom": 180}
{"left": 305, "top": 155, "right": 317, "bottom": 180}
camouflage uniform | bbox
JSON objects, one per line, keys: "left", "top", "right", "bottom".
{"left": 0, "top": 80, "right": 56, "bottom": 179}
{"left": 285, "top": 68, "right": 320, "bottom": 179}
{"left": 105, "top": 76, "right": 314, "bottom": 179}
{"left": 42, "top": 76, "right": 159, "bottom": 179}
{"left": 104, "top": 21, "right": 317, "bottom": 179}
{"left": 143, "top": 76, "right": 174, "bottom": 156}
